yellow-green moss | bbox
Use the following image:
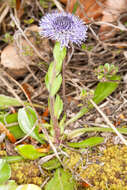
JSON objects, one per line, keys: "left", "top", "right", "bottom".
{"left": 0, "top": 150, "right": 7, "bottom": 156}
{"left": 63, "top": 149, "right": 81, "bottom": 170}
{"left": 79, "top": 145, "right": 127, "bottom": 189}
{"left": 10, "top": 161, "right": 48, "bottom": 186}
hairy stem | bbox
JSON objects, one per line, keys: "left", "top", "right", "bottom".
{"left": 49, "top": 60, "right": 60, "bottom": 144}
{"left": 49, "top": 95, "right": 60, "bottom": 144}
{"left": 62, "top": 59, "right": 66, "bottom": 109}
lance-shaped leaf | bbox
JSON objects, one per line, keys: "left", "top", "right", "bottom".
{"left": 50, "top": 74, "right": 62, "bottom": 96}
{"left": 67, "top": 137, "right": 104, "bottom": 148}
{"left": 53, "top": 42, "right": 66, "bottom": 74}
{"left": 54, "top": 95, "right": 63, "bottom": 119}
{"left": 0, "top": 95, "right": 43, "bottom": 109}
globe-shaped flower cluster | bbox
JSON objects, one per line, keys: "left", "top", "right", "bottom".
{"left": 39, "top": 11, "right": 88, "bottom": 47}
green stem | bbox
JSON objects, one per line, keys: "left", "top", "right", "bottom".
{"left": 62, "top": 58, "right": 66, "bottom": 109}
{"left": 49, "top": 60, "right": 60, "bottom": 144}
{"left": 49, "top": 95, "right": 60, "bottom": 144}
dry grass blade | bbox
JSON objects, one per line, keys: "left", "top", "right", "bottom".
{"left": 0, "top": 3, "right": 9, "bottom": 24}
{"left": 10, "top": 12, "right": 48, "bottom": 62}
{"left": 0, "top": 72, "right": 24, "bottom": 106}
{"left": 90, "top": 99, "right": 127, "bottom": 146}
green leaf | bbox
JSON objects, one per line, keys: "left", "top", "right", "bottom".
{"left": 0, "top": 113, "right": 25, "bottom": 139}
{"left": 54, "top": 95, "right": 63, "bottom": 119}
{"left": 92, "top": 82, "right": 118, "bottom": 105}
{"left": 24, "top": 18, "right": 34, "bottom": 24}
{"left": 67, "top": 137, "right": 104, "bottom": 148}
{"left": 8, "top": 125, "right": 25, "bottom": 139}
{"left": 59, "top": 114, "right": 66, "bottom": 134}
{"left": 48, "top": 61, "right": 62, "bottom": 79}
{"left": 3, "top": 156, "right": 24, "bottom": 163}
{"left": 47, "top": 62, "right": 54, "bottom": 82}
{"left": 1, "top": 113, "right": 18, "bottom": 124}
{"left": 45, "top": 168, "right": 76, "bottom": 190}
{"left": 45, "top": 61, "right": 63, "bottom": 93}
{"left": 0, "top": 95, "right": 43, "bottom": 109}
{"left": 72, "top": 0, "right": 79, "bottom": 14}
{"left": 0, "top": 180, "right": 17, "bottom": 190}
{"left": 15, "top": 144, "right": 46, "bottom": 160}
{"left": 53, "top": 42, "right": 66, "bottom": 66}
{"left": 0, "top": 159, "right": 11, "bottom": 184}
{"left": 108, "top": 75, "right": 121, "bottom": 81}
{"left": 45, "top": 72, "right": 50, "bottom": 91}
{"left": 50, "top": 74, "right": 62, "bottom": 96}
{"left": 67, "top": 127, "right": 127, "bottom": 139}
{"left": 42, "top": 158, "right": 61, "bottom": 170}
{"left": 0, "top": 95, "right": 24, "bottom": 108}
{"left": 66, "top": 81, "right": 118, "bottom": 126}
{"left": 65, "top": 107, "right": 89, "bottom": 127}
{"left": 18, "top": 106, "right": 44, "bottom": 143}
{"left": 16, "top": 184, "right": 41, "bottom": 190}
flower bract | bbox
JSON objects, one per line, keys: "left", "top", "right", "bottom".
{"left": 39, "top": 11, "right": 88, "bottom": 47}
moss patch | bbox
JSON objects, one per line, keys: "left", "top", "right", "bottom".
{"left": 79, "top": 145, "right": 127, "bottom": 189}
{"left": 10, "top": 161, "right": 49, "bottom": 186}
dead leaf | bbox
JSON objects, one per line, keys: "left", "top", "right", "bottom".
{"left": 60, "top": 0, "right": 127, "bottom": 40}
{"left": 0, "top": 122, "right": 16, "bottom": 143}
{"left": 99, "top": 0, "right": 127, "bottom": 40}
{"left": 1, "top": 44, "right": 28, "bottom": 78}
{"left": 16, "top": 0, "right": 24, "bottom": 18}
{"left": 124, "top": 51, "right": 127, "bottom": 59}
{"left": 22, "top": 83, "right": 34, "bottom": 99}
{"left": 42, "top": 107, "right": 49, "bottom": 124}
{"left": 63, "top": 0, "right": 104, "bottom": 23}
{"left": 1, "top": 25, "right": 51, "bottom": 78}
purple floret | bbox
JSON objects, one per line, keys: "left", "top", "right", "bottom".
{"left": 39, "top": 11, "right": 88, "bottom": 47}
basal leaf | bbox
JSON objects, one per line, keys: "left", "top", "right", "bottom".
{"left": 3, "top": 156, "right": 24, "bottom": 163}
{"left": 18, "top": 106, "right": 44, "bottom": 143}
{"left": 45, "top": 168, "right": 76, "bottom": 190}
{"left": 0, "top": 180, "right": 17, "bottom": 190}
{"left": 8, "top": 125, "right": 25, "bottom": 139}
{"left": 67, "top": 127, "right": 127, "bottom": 139}
{"left": 0, "top": 159, "right": 11, "bottom": 184}
{"left": 42, "top": 158, "right": 61, "bottom": 170}
{"left": 0, "top": 113, "right": 25, "bottom": 139}
{"left": 0, "top": 95, "right": 43, "bottom": 109}
{"left": 0, "top": 95, "right": 24, "bottom": 108}
{"left": 15, "top": 144, "right": 46, "bottom": 160}
{"left": 67, "top": 137, "right": 104, "bottom": 148}
{"left": 16, "top": 184, "right": 41, "bottom": 190}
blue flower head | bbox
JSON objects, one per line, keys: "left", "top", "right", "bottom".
{"left": 39, "top": 11, "right": 88, "bottom": 47}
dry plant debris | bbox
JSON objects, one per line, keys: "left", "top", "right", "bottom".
{"left": 60, "top": 0, "right": 127, "bottom": 40}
